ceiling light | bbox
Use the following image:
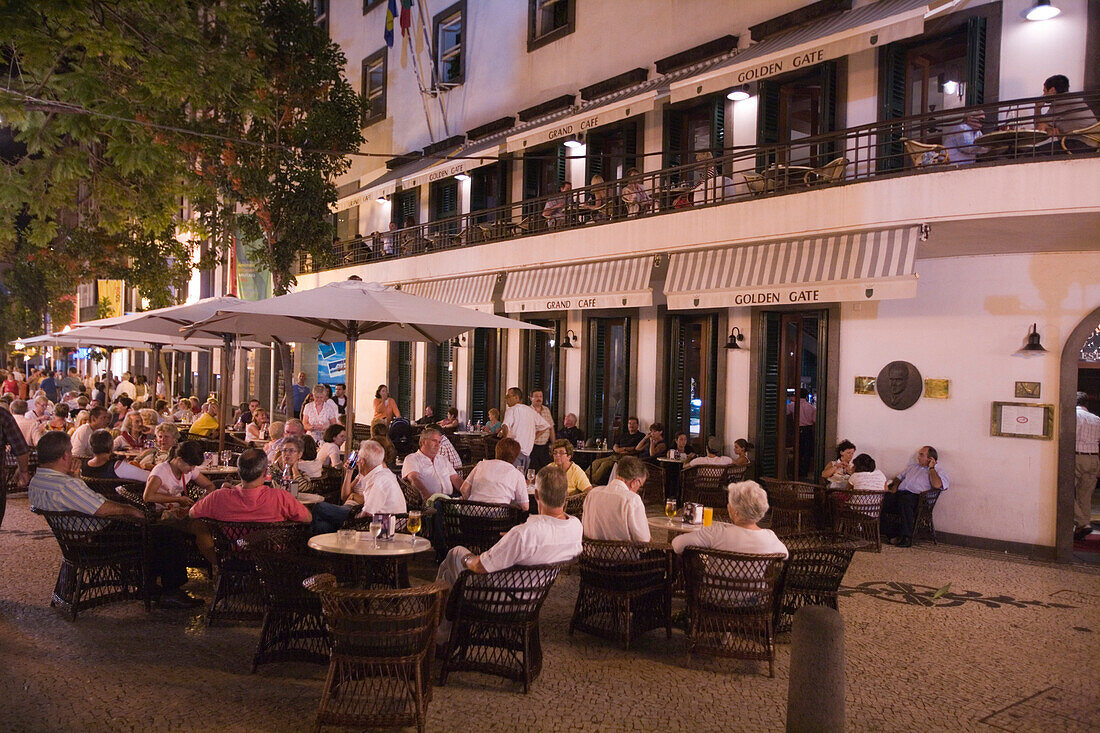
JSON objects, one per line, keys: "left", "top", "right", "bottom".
{"left": 727, "top": 85, "right": 750, "bottom": 102}
{"left": 1025, "top": 1, "right": 1060, "bottom": 21}
{"left": 455, "top": 172, "right": 470, "bottom": 182}
{"left": 563, "top": 137, "right": 583, "bottom": 149}
{"left": 375, "top": 195, "right": 388, "bottom": 204}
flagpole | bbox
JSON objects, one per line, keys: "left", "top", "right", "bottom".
{"left": 415, "top": 0, "right": 450, "bottom": 137}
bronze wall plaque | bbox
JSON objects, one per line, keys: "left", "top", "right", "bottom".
{"left": 876, "top": 361, "right": 923, "bottom": 410}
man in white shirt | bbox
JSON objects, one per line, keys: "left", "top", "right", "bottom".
{"left": 460, "top": 437, "right": 529, "bottom": 510}
{"left": 114, "top": 372, "right": 136, "bottom": 401}
{"left": 302, "top": 384, "right": 339, "bottom": 443}
{"left": 686, "top": 436, "right": 734, "bottom": 469}
{"left": 582, "top": 456, "right": 650, "bottom": 543}
{"left": 10, "top": 399, "right": 38, "bottom": 446}
{"left": 528, "top": 390, "right": 556, "bottom": 471}
{"left": 500, "top": 387, "right": 551, "bottom": 473}
{"left": 1073, "top": 392, "right": 1100, "bottom": 541}
{"left": 70, "top": 406, "right": 111, "bottom": 460}
{"left": 311, "top": 440, "right": 406, "bottom": 534}
{"left": 402, "top": 426, "right": 462, "bottom": 501}
{"left": 435, "top": 465, "right": 582, "bottom": 643}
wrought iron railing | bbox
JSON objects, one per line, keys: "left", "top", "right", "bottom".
{"left": 302, "top": 92, "right": 1098, "bottom": 273}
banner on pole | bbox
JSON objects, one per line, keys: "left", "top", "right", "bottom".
{"left": 318, "top": 342, "right": 347, "bottom": 384}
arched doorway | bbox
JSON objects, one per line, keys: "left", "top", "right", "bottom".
{"left": 1057, "top": 307, "right": 1100, "bottom": 563}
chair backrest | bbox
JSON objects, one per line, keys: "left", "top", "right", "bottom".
{"left": 1067, "top": 120, "right": 1100, "bottom": 145}
{"left": 723, "top": 463, "right": 750, "bottom": 484}
{"left": 439, "top": 500, "right": 526, "bottom": 554}
{"left": 761, "top": 477, "right": 820, "bottom": 502}
{"left": 902, "top": 138, "right": 949, "bottom": 167}
{"left": 202, "top": 520, "right": 300, "bottom": 569}
{"left": 817, "top": 156, "right": 849, "bottom": 182}
{"left": 305, "top": 573, "right": 445, "bottom": 659}
{"left": 446, "top": 562, "right": 569, "bottom": 624}
{"left": 681, "top": 548, "right": 786, "bottom": 611}
{"left": 839, "top": 488, "right": 885, "bottom": 518}
{"left": 32, "top": 508, "right": 145, "bottom": 559}
{"left": 919, "top": 487, "right": 942, "bottom": 511}
{"left": 246, "top": 529, "right": 331, "bottom": 605}
{"left": 397, "top": 475, "right": 423, "bottom": 510}
{"left": 742, "top": 171, "right": 766, "bottom": 194}
{"left": 684, "top": 464, "right": 728, "bottom": 493}
{"left": 82, "top": 476, "right": 147, "bottom": 503}
{"left": 778, "top": 532, "right": 857, "bottom": 594}
{"left": 578, "top": 540, "right": 671, "bottom": 590}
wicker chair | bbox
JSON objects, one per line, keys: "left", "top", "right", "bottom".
{"left": 831, "top": 489, "right": 886, "bottom": 551}
{"left": 81, "top": 477, "right": 147, "bottom": 505}
{"left": 774, "top": 532, "right": 859, "bottom": 634}
{"left": 399, "top": 475, "right": 425, "bottom": 511}
{"left": 806, "top": 156, "right": 849, "bottom": 185}
{"left": 570, "top": 540, "right": 673, "bottom": 648}
{"left": 305, "top": 573, "right": 446, "bottom": 733}
{"left": 914, "top": 488, "right": 942, "bottom": 544}
{"left": 438, "top": 500, "right": 526, "bottom": 555}
{"left": 32, "top": 509, "right": 149, "bottom": 621}
{"left": 902, "top": 138, "right": 950, "bottom": 167}
{"left": 681, "top": 548, "right": 786, "bottom": 677}
{"left": 203, "top": 520, "right": 303, "bottom": 626}
{"left": 1061, "top": 121, "right": 1100, "bottom": 152}
{"left": 438, "top": 561, "right": 570, "bottom": 693}
{"left": 244, "top": 526, "right": 332, "bottom": 672}
{"left": 761, "top": 478, "right": 822, "bottom": 534}
{"left": 564, "top": 490, "right": 587, "bottom": 520}
{"left": 681, "top": 465, "right": 733, "bottom": 509}
{"left": 310, "top": 470, "right": 344, "bottom": 503}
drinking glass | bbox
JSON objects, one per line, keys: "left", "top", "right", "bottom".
{"left": 702, "top": 507, "right": 714, "bottom": 527}
{"left": 220, "top": 450, "right": 232, "bottom": 466}
{"left": 369, "top": 520, "right": 383, "bottom": 547}
{"left": 665, "top": 499, "right": 677, "bottom": 520}
{"left": 526, "top": 469, "right": 536, "bottom": 486}
{"left": 407, "top": 510, "right": 422, "bottom": 536}
{"left": 337, "top": 528, "right": 355, "bottom": 546}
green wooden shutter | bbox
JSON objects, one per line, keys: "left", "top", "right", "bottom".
{"left": 470, "top": 328, "right": 489, "bottom": 423}
{"left": 667, "top": 318, "right": 687, "bottom": 436}
{"left": 397, "top": 342, "right": 413, "bottom": 417}
{"left": 877, "top": 43, "right": 909, "bottom": 172}
{"left": 711, "top": 94, "right": 726, "bottom": 157}
{"left": 705, "top": 316, "right": 719, "bottom": 440}
{"left": 435, "top": 340, "right": 454, "bottom": 413}
{"left": 818, "top": 60, "right": 839, "bottom": 165}
{"left": 393, "top": 189, "right": 417, "bottom": 226}
{"left": 756, "top": 313, "right": 781, "bottom": 478}
{"left": 587, "top": 135, "right": 604, "bottom": 180}
{"left": 663, "top": 108, "right": 683, "bottom": 169}
{"left": 965, "top": 16, "right": 986, "bottom": 106}
{"left": 756, "top": 81, "right": 781, "bottom": 170}
{"left": 623, "top": 119, "right": 639, "bottom": 172}
{"left": 433, "top": 180, "right": 458, "bottom": 220}
{"left": 588, "top": 319, "right": 607, "bottom": 439}
{"left": 556, "top": 144, "right": 567, "bottom": 186}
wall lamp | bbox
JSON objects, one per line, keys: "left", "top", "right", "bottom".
{"left": 563, "top": 136, "right": 584, "bottom": 149}
{"left": 727, "top": 85, "right": 751, "bottom": 102}
{"left": 1013, "top": 323, "right": 1048, "bottom": 357}
{"left": 1025, "top": 1, "right": 1060, "bottom": 21}
{"left": 454, "top": 172, "right": 470, "bottom": 182}
{"left": 451, "top": 333, "right": 468, "bottom": 348}
{"left": 725, "top": 327, "right": 745, "bottom": 350}
{"left": 375, "top": 195, "right": 388, "bottom": 204}
{"left": 559, "top": 329, "right": 579, "bottom": 349}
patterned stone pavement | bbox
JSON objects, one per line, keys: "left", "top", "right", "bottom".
{"left": 1, "top": 493, "right": 1098, "bottom": 732}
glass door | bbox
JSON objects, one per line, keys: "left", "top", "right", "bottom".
{"left": 667, "top": 314, "right": 718, "bottom": 450}
{"left": 587, "top": 317, "right": 631, "bottom": 441}
{"left": 757, "top": 310, "right": 827, "bottom": 481}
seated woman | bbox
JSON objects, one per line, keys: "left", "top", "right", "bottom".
{"left": 173, "top": 397, "right": 194, "bottom": 423}
{"left": 551, "top": 438, "right": 592, "bottom": 495}
{"left": 671, "top": 481, "right": 789, "bottom": 558}
{"left": 670, "top": 432, "right": 697, "bottom": 461}
{"left": 438, "top": 407, "right": 460, "bottom": 430}
{"left": 113, "top": 411, "right": 146, "bottom": 451}
{"left": 580, "top": 174, "right": 610, "bottom": 221}
{"left": 144, "top": 440, "right": 218, "bottom": 568}
{"left": 138, "top": 422, "right": 180, "bottom": 471}
{"left": 370, "top": 420, "right": 397, "bottom": 467}
{"left": 460, "top": 437, "right": 529, "bottom": 510}
{"left": 731, "top": 438, "right": 754, "bottom": 468}
{"left": 620, "top": 167, "right": 652, "bottom": 216}
{"left": 635, "top": 422, "right": 667, "bottom": 464}
{"left": 300, "top": 423, "right": 345, "bottom": 479}
{"left": 848, "top": 453, "right": 888, "bottom": 492}
{"left": 245, "top": 407, "right": 270, "bottom": 442}
{"left": 482, "top": 407, "right": 503, "bottom": 435}
{"left": 822, "top": 439, "right": 856, "bottom": 489}
{"left": 81, "top": 429, "right": 151, "bottom": 483}
{"left": 269, "top": 435, "right": 313, "bottom": 497}
{"left": 190, "top": 448, "right": 311, "bottom": 524}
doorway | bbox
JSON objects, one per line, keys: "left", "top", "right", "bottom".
{"left": 1060, "top": 310, "right": 1100, "bottom": 563}
{"left": 757, "top": 310, "right": 828, "bottom": 481}
{"left": 587, "top": 316, "right": 631, "bottom": 441}
{"left": 523, "top": 318, "right": 563, "bottom": 419}
{"left": 667, "top": 314, "right": 718, "bottom": 451}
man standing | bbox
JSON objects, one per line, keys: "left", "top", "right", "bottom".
{"left": 0, "top": 401, "right": 31, "bottom": 493}
{"left": 1073, "top": 392, "right": 1100, "bottom": 541}
{"left": 882, "top": 446, "right": 948, "bottom": 547}
{"left": 529, "top": 390, "right": 555, "bottom": 471}
{"left": 402, "top": 426, "right": 463, "bottom": 501}
{"left": 114, "top": 371, "right": 136, "bottom": 401}
{"left": 588, "top": 417, "right": 645, "bottom": 484}
{"left": 39, "top": 371, "right": 59, "bottom": 404}
{"left": 290, "top": 372, "right": 311, "bottom": 418}
{"left": 333, "top": 383, "right": 348, "bottom": 416}
{"left": 499, "top": 387, "right": 551, "bottom": 472}
{"left": 59, "top": 368, "right": 82, "bottom": 398}
{"left": 581, "top": 456, "right": 650, "bottom": 543}
{"left": 11, "top": 399, "right": 37, "bottom": 446}
{"left": 71, "top": 406, "right": 111, "bottom": 460}
{"left": 302, "top": 384, "right": 339, "bottom": 443}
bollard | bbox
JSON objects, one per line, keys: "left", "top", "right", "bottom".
{"left": 786, "top": 605, "right": 845, "bottom": 733}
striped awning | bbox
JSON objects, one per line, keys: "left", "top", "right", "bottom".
{"left": 399, "top": 274, "right": 498, "bottom": 313}
{"left": 503, "top": 256, "right": 654, "bottom": 313}
{"left": 664, "top": 227, "right": 919, "bottom": 310}
{"left": 669, "top": 0, "right": 936, "bottom": 104}
{"left": 504, "top": 91, "right": 659, "bottom": 153}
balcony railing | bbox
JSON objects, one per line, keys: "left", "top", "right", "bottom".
{"left": 303, "top": 92, "right": 1099, "bottom": 273}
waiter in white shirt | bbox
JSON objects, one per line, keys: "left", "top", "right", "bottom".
{"left": 1074, "top": 392, "right": 1100, "bottom": 541}
{"left": 499, "top": 386, "right": 551, "bottom": 473}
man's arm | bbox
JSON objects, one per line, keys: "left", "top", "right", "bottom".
{"left": 449, "top": 472, "right": 464, "bottom": 494}
{"left": 94, "top": 500, "right": 145, "bottom": 521}
{"left": 340, "top": 470, "right": 357, "bottom": 502}
{"left": 630, "top": 498, "right": 651, "bottom": 543}
{"left": 927, "top": 459, "right": 944, "bottom": 490}
{"left": 405, "top": 471, "right": 432, "bottom": 501}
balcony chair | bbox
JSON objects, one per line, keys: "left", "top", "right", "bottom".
{"left": 806, "top": 156, "right": 849, "bottom": 185}
{"left": 305, "top": 573, "right": 446, "bottom": 733}
{"left": 1060, "top": 121, "right": 1100, "bottom": 152}
{"left": 902, "top": 138, "right": 950, "bottom": 168}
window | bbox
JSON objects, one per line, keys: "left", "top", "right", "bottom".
{"left": 587, "top": 317, "right": 631, "bottom": 441}
{"left": 434, "top": 2, "right": 465, "bottom": 86}
{"left": 361, "top": 49, "right": 387, "bottom": 125}
{"left": 332, "top": 206, "right": 359, "bottom": 243}
{"left": 528, "top": 0, "right": 575, "bottom": 51}
{"left": 313, "top": 0, "right": 329, "bottom": 33}
{"left": 363, "top": 0, "right": 383, "bottom": 12}
{"left": 392, "top": 188, "right": 419, "bottom": 228}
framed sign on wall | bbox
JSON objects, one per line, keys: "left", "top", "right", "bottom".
{"left": 990, "top": 401, "right": 1054, "bottom": 440}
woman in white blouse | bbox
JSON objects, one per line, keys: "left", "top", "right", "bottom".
{"left": 847, "top": 453, "right": 888, "bottom": 492}
{"left": 300, "top": 423, "right": 345, "bottom": 479}
{"left": 245, "top": 407, "right": 270, "bottom": 442}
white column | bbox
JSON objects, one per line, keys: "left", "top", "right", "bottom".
{"left": 635, "top": 306, "right": 658, "bottom": 424}
{"left": 722, "top": 307, "right": 753, "bottom": 455}
{"left": 564, "top": 311, "right": 584, "bottom": 419}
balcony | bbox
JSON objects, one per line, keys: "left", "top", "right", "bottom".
{"left": 302, "top": 93, "right": 1099, "bottom": 276}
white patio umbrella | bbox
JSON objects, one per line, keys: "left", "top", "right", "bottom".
{"left": 184, "top": 279, "right": 545, "bottom": 455}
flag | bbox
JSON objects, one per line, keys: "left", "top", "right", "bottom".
{"left": 384, "top": 0, "right": 396, "bottom": 47}
{"left": 400, "top": 0, "right": 413, "bottom": 36}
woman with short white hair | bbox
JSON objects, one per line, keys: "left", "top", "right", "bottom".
{"left": 671, "top": 481, "right": 788, "bottom": 558}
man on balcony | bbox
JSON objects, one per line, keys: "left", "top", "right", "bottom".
{"left": 542, "top": 182, "right": 571, "bottom": 228}
{"left": 1037, "top": 74, "right": 1097, "bottom": 153}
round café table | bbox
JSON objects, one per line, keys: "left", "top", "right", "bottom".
{"left": 308, "top": 532, "right": 431, "bottom": 587}
{"left": 199, "top": 465, "right": 239, "bottom": 486}
{"left": 977, "top": 128, "right": 1050, "bottom": 157}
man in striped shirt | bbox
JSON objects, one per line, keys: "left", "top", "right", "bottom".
{"left": 29, "top": 431, "right": 200, "bottom": 608}
{"left": 1074, "top": 392, "right": 1100, "bottom": 541}
{"left": 0, "top": 403, "right": 31, "bottom": 489}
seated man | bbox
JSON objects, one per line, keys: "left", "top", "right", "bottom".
{"left": 588, "top": 416, "right": 645, "bottom": 484}
{"left": 1036, "top": 74, "right": 1098, "bottom": 153}
{"left": 402, "top": 426, "right": 463, "bottom": 502}
{"left": 188, "top": 401, "right": 220, "bottom": 437}
{"left": 582, "top": 456, "right": 649, "bottom": 542}
{"left": 190, "top": 448, "right": 311, "bottom": 524}
{"left": 551, "top": 439, "right": 591, "bottom": 495}
{"left": 415, "top": 405, "right": 436, "bottom": 425}
{"left": 71, "top": 405, "right": 110, "bottom": 461}
{"left": 310, "top": 440, "right": 406, "bottom": 534}
{"left": 435, "top": 465, "right": 582, "bottom": 642}
{"left": 557, "top": 412, "right": 585, "bottom": 447}
{"left": 542, "top": 182, "right": 571, "bottom": 228}
{"left": 881, "top": 445, "right": 948, "bottom": 547}
{"left": 671, "top": 481, "right": 788, "bottom": 558}
{"left": 81, "top": 429, "right": 150, "bottom": 483}
{"left": 29, "top": 430, "right": 201, "bottom": 608}
{"left": 686, "top": 436, "right": 734, "bottom": 469}
{"left": 941, "top": 110, "right": 987, "bottom": 165}
{"left": 460, "top": 437, "right": 529, "bottom": 510}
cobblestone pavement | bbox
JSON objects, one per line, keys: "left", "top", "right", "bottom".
{"left": 2, "top": 494, "right": 1098, "bottom": 732}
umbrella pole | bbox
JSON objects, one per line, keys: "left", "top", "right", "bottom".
{"left": 219, "top": 335, "right": 231, "bottom": 454}
{"left": 149, "top": 345, "right": 161, "bottom": 404}
{"left": 344, "top": 334, "right": 356, "bottom": 459}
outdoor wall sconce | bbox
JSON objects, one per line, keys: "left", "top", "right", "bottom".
{"left": 560, "top": 329, "right": 578, "bottom": 349}
{"left": 725, "top": 327, "right": 745, "bottom": 350}
{"left": 451, "top": 333, "right": 468, "bottom": 348}
{"left": 563, "top": 135, "right": 584, "bottom": 149}
{"left": 1014, "top": 323, "right": 1048, "bottom": 357}
{"left": 1025, "top": 1, "right": 1060, "bottom": 21}
{"left": 727, "top": 85, "right": 750, "bottom": 101}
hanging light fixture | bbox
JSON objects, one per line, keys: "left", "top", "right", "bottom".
{"left": 563, "top": 135, "right": 584, "bottom": 149}
{"left": 727, "top": 85, "right": 750, "bottom": 102}
{"left": 1025, "top": 0, "right": 1060, "bottom": 21}
{"left": 725, "top": 326, "right": 745, "bottom": 350}
{"left": 1014, "top": 323, "right": 1049, "bottom": 357}
{"left": 454, "top": 172, "right": 470, "bottom": 182}
{"left": 559, "top": 329, "right": 578, "bottom": 348}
